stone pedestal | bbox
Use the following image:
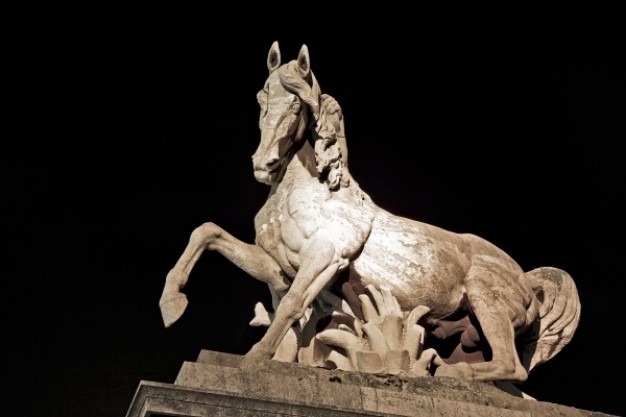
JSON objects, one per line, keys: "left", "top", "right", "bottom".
{"left": 126, "top": 350, "right": 613, "bottom": 417}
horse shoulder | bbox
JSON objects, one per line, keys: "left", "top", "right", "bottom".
{"left": 284, "top": 183, "right": 376, "bottom": 261}
{"left": 284, "top": 183, "right": 324, "bottom": 235}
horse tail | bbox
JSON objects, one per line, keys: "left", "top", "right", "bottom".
{"left": 521, "top": 267, "right": 581, "bottom": 371}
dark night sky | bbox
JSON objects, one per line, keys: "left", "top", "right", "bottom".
{"left": 4, "top": 3, "right": 625, "bottom": 417}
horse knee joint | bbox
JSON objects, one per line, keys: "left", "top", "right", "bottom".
{"left": 191, "top": 222, "right": 221, "bottom": 244}
{"left": 281, "top": 290, "right": 306, "bottom": 320}
{"left": 337, "top": 257, "right": 350, "bottom": 269}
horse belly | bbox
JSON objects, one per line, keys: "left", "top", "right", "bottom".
{"left": 351, "top": 214, "right": 468, "bottom": 317}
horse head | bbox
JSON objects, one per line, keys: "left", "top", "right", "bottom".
{"left": 252, "top": 41, "right": 321, "bottom": 185}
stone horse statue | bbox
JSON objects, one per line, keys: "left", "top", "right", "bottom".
{"left": 159, "top": 41, "right": 581, "bottom": 384}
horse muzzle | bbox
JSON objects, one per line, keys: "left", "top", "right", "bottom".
{"left": 253, "top": 168, "right": 274, "bottom": 185}
{"left": 252, "top": 133, "right": 292, "bottom": 184}
{"left": 253, "top": 155, "right": 282, "bottom": 184}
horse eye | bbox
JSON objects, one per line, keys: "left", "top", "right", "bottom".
{"left": 257, "top": 91, "right": 268, "bottom": 115}
{"left": 290, "top": 100, "right": 301, "bottom": 114}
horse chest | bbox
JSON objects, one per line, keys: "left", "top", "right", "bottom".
{"left": 254, "top": 191, "right": 301, "bottom": 275}
{"left": 255, "top": 177, "right": 377, "bottom": 275}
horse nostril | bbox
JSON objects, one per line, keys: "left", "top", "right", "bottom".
{"left": 266, "top": 157, "right": 280, "bottom": 171}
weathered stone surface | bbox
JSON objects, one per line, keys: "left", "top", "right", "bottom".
{"left": 158, "top": 41, "right": 582, "bottom": 388}
{"left": 126, "top": 350, "right": 617, "bottom": 417}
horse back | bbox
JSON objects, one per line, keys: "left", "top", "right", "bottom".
{"left": 352, "top": 208, "right": 532, "bottom": 319}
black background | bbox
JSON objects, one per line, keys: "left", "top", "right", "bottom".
{"left": 4, "top": 3, "right": 625, "bottom": 416}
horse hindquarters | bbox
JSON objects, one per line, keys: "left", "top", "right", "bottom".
{"left": 518, "top": 267, "right": 581, "bottom": 371}
{"left": 447, "top": 260, "right": 536, "bottom": 382}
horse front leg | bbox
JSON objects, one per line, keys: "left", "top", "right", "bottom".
{"left": 159, "top": 222, "right": 290, "bottom": 327}
{"left": 243, "top": 239, "right": 349, "bottom": 366}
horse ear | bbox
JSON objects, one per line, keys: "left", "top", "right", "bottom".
{"left": 297, "top": 44, "right": 311, "bottom": 79}
{"left": 267, "top": 41, "right": 281, "bottom": 72}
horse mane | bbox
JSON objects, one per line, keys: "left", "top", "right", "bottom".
{"left": 278, "top": 61, "right": 349, "bottom": 191}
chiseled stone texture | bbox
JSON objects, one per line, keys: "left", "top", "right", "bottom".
{"left": 126, "top": 350, "right": 617, "bottom": 417}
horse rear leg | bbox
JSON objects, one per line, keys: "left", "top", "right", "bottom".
{"left": 159, "top": 222, "right": 290, "bottom": 327}
{"left": 436, "top": 265, "right": 531, "bottom": 383}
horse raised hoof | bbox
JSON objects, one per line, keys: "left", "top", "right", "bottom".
{"left": 159, "top": 291, "right": 189, "bottom": 328}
